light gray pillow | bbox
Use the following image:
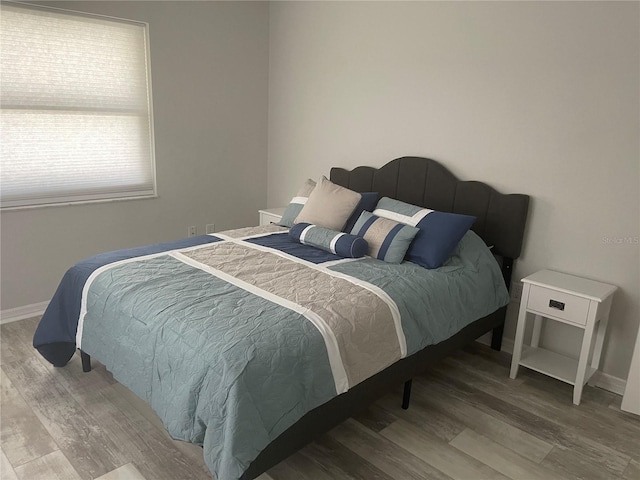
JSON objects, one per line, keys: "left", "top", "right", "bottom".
{"left": 295, "top": 176, "right": 361, "bottom": 231}
{"left": 278, "top": 178, "right": 317, "bottom": 227}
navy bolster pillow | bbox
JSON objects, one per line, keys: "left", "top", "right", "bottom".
{"left": 289, "top": 223, "right": 368, "bottom": 258}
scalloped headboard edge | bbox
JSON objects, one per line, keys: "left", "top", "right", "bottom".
{"left": 330, "top": 156, "right": 530, "bottom": 259}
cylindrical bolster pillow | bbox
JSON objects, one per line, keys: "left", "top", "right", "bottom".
{"left": 289, "top": 223, "right": 368, "bottom": 258}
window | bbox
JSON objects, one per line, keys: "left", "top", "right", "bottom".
{"left": 0, "top": 3, "right": 156, "bottom": 209}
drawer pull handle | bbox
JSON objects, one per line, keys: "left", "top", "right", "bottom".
{"left": 549, "top": 299, "right": 565, "bottom": 311}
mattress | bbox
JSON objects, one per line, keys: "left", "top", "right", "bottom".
{"left": 34, "top": 224, "right": 509, "bottom": 480}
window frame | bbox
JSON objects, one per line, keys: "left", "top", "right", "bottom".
{"left": 0, "top": 1, "right": 157, "bottom": 210}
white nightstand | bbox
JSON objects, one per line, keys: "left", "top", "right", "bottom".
{"left": 510, "top": 270, "right": 617, "bottom": 405}
{"left": 259, "top": 207, "right": 286, "bottom": 226}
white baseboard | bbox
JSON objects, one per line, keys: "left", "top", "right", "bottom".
{"left": 475, "top": 336, "right": 626, "bottom": 396}
{"left": 0, "top": 301, "right": 49, "bottom": 324}
{"left": 592, "top": 371, "right": 627, "bottom": 396}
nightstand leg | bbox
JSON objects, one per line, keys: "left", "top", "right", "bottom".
{"left": 590, "top": 316, "right": 608, "bottom": 371}
{"left": 574, "top": 315, "right": 597, "bottom": 405}
{"left": 531, "top": 315, "right": 543, "bottom": 348}
{"left": 510, "top": 292, "right": 530, "bottom": 379}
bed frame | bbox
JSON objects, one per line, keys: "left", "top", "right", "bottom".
{"left": 81, "top": 156, "right": 529, "bottom": 480}
{"left": 240, "top": 156, "right": 529, "bottom": 479}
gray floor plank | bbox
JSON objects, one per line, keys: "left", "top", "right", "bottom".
{"left": 446, "top": 351, "right": 640, "bottom": 458}
{"left": 541, "top": 446, "right": 630, "bottom": 480}
{"left": 351, "top": 403, "right": 398, "bottom": 433}
{"left": 329, "top": 418, "right": 453, "bottom": 480}
{"left": 13, "top": 450, "right": 81, "bottom": 480}
{"left": 622, "top": 459, "right": 640, "bottom": 480}
{"left": 380, "top": 418, "right": 509, "bottom": 480}
{"left": 0, "top": 368, "right": 59, "bottom": 468}
{"left": 267, "top": 448, "right": 345, "bottom": 480}
{"left": 412, "top": 375, "right": 554, "bottom": 463}
{"left": 52, "top": 361, "right": 209, "bottom": 480}
{"left": 1, "top": 448, "right": 19, "bottom": 480}
{"left": 254, "top": 473, "right": 276, "bottom": 480}
{"left": 525, "top": 367, "right": 640, "bottom": 429}
{"left": 449, "top": 428, "right": 567, "bottom": 480}
{"left": 0, "top": 317, "right": 40, "bottom": 366}
{"left": 2, "top": 318, "right": 636, "bottom": 480}
{"left": 300, "top": 435, "right": 394, "bottom": 480}
{"left": 111, "top": 383, "right": 210, "bottom": 474}
{"left": 2, "top": 354, "right": 130, "bottom": 479}
{"left": 376, "top": 389, "right": 466, "bottom": 442}
{"left": 429, "top": 359, "right": 634, "bottom": 475}
{"left": 95, "top": 463, "right": 147, "bottom": 480}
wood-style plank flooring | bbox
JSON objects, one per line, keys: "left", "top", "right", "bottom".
{"left": 1, "top": 317, "right": 639, "bottom": 480}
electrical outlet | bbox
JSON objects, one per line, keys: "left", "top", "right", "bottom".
{"left": 510, "top": 281, "right": 523, "bottom": 301}
{"left": 206, "top": 223, "right": 215, "bottom": 234}
{"left": 187, "top": 225, "right": 197, "bottom": 237}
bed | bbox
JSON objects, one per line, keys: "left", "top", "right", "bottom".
{"left": 33, "top": 156, "right": 529, "bottom": 480}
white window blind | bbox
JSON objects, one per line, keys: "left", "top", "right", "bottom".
{"left": 0, "top": 3, "right": 156, "bottom": 209}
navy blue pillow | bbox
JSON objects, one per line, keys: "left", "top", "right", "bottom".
{"left": 342, "top": 192, "right": 379, "bottom": 233}
{"left": 289, "top": 223, "right": 368, "bottom": 258}
{"left": 373, "top": 197, "right": 476, "bottom": 269}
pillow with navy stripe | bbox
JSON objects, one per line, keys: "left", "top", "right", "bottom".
{"left": 373, "top": 197, "right": 476, "bottom": 269}
{"left": 278, "top": 179, "right": 316, "bottom": 227}
{"left": 289, "top": 223, "right": 368, "bottom": 258}
{"left": 350, "top": 211, "right": 419, "bottom": 264}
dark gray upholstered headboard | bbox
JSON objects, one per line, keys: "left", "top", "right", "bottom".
{"left": 330, "top": 156, "right": 529, "bottom": 260}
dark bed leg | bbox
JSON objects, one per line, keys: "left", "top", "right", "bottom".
{"left": 80, "top": 350, "right": 92, "bottom": 372}
{"left": 401, "top": 379, "right": 413, "bottom": 410}
{"left": 491, "top": 324, "right": 504, "bottom": 351}
{"left": 491, "top": 257, "right": 513, "bottom": 352}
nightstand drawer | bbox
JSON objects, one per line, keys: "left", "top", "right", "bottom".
{"left": 260, "top": 212, "right": 281, "bottom": 226}
{"left": 259, "top": 207, "right": 286, "bottom": 226}
{"left": 527, "top": 285, "right": 591, "bottom": 325}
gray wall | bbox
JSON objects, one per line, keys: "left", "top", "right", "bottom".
{"left": 1, "top": 1, "right": 269, "bottom": 309}
{"left": 268, "top": 1, "right": 640, "bottom": 380}
{"left": 3, "top": 1, "right": 638, "bottom": 383}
